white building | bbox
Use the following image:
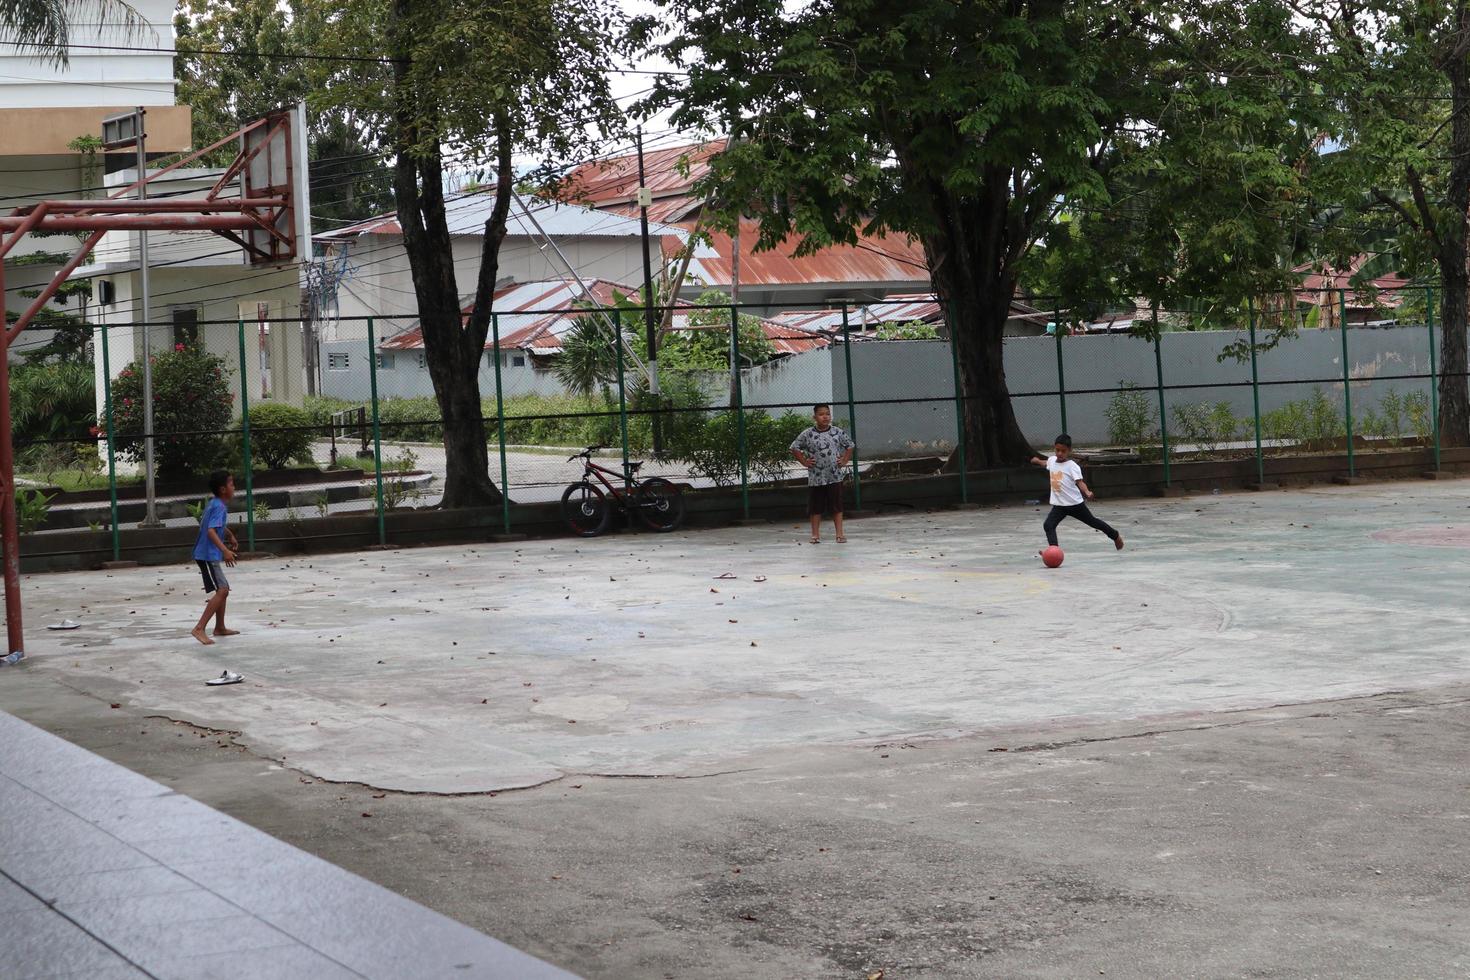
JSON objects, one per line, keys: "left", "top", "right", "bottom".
{"left": 0, "top": 0, "right": 191, "bottom": 360}
{"left": 313, "top": 193, "right": 702, "bottom": 344}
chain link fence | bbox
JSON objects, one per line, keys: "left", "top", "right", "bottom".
{"left": 9, "top": 288, "right": 1462, "bottom": 551}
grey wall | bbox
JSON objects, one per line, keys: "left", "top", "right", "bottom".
{"left": 317, "top": 324, "right": 1456, "bottom": 456}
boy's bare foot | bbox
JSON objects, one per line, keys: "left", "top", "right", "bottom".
{"left": 1115, "top": 534, "right": 1125, "bottom": 551}
{"left": 213, "top": 628, "right": 239, "bottom": 637}
{"left": 191, "top": 628, "right": 215, "bottom": 646}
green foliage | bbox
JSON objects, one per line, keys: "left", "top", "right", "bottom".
{"left": 1379, "top": 389, "right": 1406, "bottom": 446}
{"left": 1171, "top": 402, "right": 1243, "bottom": 457}
{"left": 1105, "top": 383, "right": 1157, "bottom": 451}
{"left": 673, "top": 411, "right": 809, "bottom": 487}
{"left": 253, "top": 499, "right": 273, "bottom": 523}
{"left": 378, "top": 447, "right": 422, "bottom": 510}
{"left": 874, "top": 321, "right": 940, "bottom": 341}
{"left": 15, "top": 489, "right": 54, "bottom": 534}
{"left": 187, "top": 498, "right": 208, "bottom": 522}
{"left": 247, "top": 403, "right": 316, "bottom": 469}
{"left": 111, "top": 344, "right": 235, "bottom": 478}
{"left": 10, "top": 361, "right": 94, "bottom": 447}
{"left": 1263, "top": 388, "right": 1345, "bottom": 450}
{"left": 555, "top": 316, "right": 622, "bottom": 398}
{"left": 1405, "top": 390, "right": 1433, "bottom": 444}
{"left": 174, "top": 0, "right": 394, "bottom": 223}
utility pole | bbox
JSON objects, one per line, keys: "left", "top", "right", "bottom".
{"left": 635, "top": 127, "right": 662, "bottom": 454}
{"left": 132, "top": 107, "right": 160, "bottom": 527}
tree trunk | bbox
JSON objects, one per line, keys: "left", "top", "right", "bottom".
{"left": 1440, "top": 16, "right": 1470, "bottom": 447}
{"left": 389, "top": 0, "right": 501, "bottom": 508}
{"left": 918, "top": 181, "right": 1035, "bottom": 468}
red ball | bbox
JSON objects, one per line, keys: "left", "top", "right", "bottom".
{"left": 1041, "top": 546, "right": 1064, "bottom": 568}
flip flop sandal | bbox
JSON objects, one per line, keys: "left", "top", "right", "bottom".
{"left": 205, "top": 670, "right": 243, "bottom": 686}
{"left": 47, "top": 620, "right": 81, "bottom": 630}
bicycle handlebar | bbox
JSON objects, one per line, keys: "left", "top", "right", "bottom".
{"left": 567, "top": 444, "right": 606, "bottom": 462}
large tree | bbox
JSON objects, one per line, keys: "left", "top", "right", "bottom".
{"left": 1302, "top": 1, "right": 1470, "bottom": 446}
{"left": 174, "top": 0, "right": 393, "bottom": 225}
{"left": 1022, "top": 3, "right": 1336, "bottom": 340}
{"left": 323, "top": 0, "right": 626, "bottom": 506}
{"left": 646, "top": 0, "right": 1162, "bottom": 465}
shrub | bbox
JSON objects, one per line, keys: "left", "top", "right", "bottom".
{"left": 111, "top": 344, "right": 234, "bottom": 478}
{"left": 1379, "top": 389, "right": 1405, "bottom": 445}
{"left": 1170, "top": 401, "right": 1241, "bottom": 457}
{"left": 11, "top": 361, "right": 95, "bottom": 447}
{"left": 1405, "top": 390, "right": 1432, "bottom": 443}
{"left": 1305, "top": 388, "right": 1344, "bottom": 449}
{"left": 1105, "top": 382, "right": 1156, "bottom": 451}
{"left": 16, "top": 489, "right": 54, "bottom": 533}
{"left": 247, "top": 403, "right": 316, "bottom": 469}
{"left": 674, "top": 409, "right": 810, "bottom": 487}
{"left": 1262, "top": 400, "right": 1309, "bottom": 447}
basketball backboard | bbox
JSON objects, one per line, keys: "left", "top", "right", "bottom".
{"left": 241, "top": 102, "right": 312, "bottom": 265}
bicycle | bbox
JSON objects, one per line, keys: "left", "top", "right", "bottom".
{"left": 560, "top": 445, "right": 686, "bottom": 537}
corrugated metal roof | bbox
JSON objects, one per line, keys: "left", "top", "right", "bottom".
{"left": 377, "top": 279, "right": 830, "bottom": 355}
{"left": 769, "top": 295, "right": 1045, "bottom": 335}
{"left": 686, "top": 221, "right": 930, "bottom": 290}
{"left": 559, "top": 140, "right": 724, "bottom": 218}
{"left": 315, "top": 193, "right": 698, "bottom": 246}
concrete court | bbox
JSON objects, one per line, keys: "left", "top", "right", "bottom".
{"left": 4, "top": 481, "right": 1470, "bottom": 978}
{"left": 7, "top": 481, "right": 1470, "bottom": 794}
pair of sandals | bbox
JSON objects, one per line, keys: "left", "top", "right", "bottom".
{"left": 810, "top": 536, "right": 847, "bottom": 544}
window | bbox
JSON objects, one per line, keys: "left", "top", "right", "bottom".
{"left": 171, "top": 308, "right": 199, "bottom": 347}
{"left": 512, "top": 355, "right": 526, "bottom": 367}
{"left": 377, "top": 352, "right": 395, "bottom": 371}
{"left": 327, "top": 351, "right": 350, "bottom": 371}
{"left": 417, "top": 352, "right": 426, "bottom": 370}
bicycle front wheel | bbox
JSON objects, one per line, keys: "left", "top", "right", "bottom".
{"left": 634, "top": 477, "right": 685, "bottom": 532}
{"left": 562, "top": 481, "right": 611, "bottom": 537}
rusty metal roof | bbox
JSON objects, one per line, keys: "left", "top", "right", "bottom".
{"left": 686, "top": 221, "right": 930, "bottom": 290}
{"left": 558, "top": 140, "right": 725, "bottom": 220}
{"left": 376, "top": 279, "right": 830, "bottom": 356}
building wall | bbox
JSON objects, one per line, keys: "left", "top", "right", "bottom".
{"left": 318, "top": 341, "right": 566, "bottom": 404}
{"left": 307, "top": 324, "right": 1456, "bottom": 456}
{"left": 0, "top": 0, "right": 177, "bottom": 108}
{"left": 90, "top": 266, "right": 308, "bottom": 434}
{"left": 323, "top": 234, "right": 667, "bottom": 338}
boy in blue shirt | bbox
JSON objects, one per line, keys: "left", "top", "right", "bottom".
{"left": 191, "top": 470, "right": 239, "bottom": 646}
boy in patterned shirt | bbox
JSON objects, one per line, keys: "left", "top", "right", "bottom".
{"left": 790, "top": 404, "right": 855, "bottom": 543}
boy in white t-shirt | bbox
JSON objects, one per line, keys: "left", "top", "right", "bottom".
{"left": 1029, "top": 434, "right": 1123, "bottom": 552}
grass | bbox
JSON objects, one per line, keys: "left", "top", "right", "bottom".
{"left": 16, "top": 470, "right": 142, "bottom": 493}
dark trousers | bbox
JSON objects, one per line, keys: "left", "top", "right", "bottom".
{"left": 1044, "top": 503, "right": 1118, "bottom": 546}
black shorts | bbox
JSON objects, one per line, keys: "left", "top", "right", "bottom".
{"left": 808, "top": 482, "right": 844, "bottom": 517}
{"left": 197, "top": 560, "right": 229, "bottom": 594}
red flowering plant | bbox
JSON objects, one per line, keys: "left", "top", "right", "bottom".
{"left": 110, "top": 344, "right": 235, "bottom": 478}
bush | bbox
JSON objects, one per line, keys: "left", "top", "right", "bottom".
{"left": 11, "top": 361, "right": 95, "bottom": 447}
{"left": 248, "top": 403, "right": 316, "bottom": 469}
{"left": 1105, "top": 382, "right": 1156, "bottom": 451}
{"left": 1171, "top": 401, "right": 1241, "bottom": 457}
{"left": 674, "top": 409, "right": 810, "bottom": 487}
{"left": 1405, "top": 390, "right": 1432, "bottom": 443}
{"left": 111, "top": 344, "right": 234, "bottom": 478}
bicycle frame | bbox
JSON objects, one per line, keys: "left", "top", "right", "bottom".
{"left": 579, "top": 456, "right": 638, "bottom": 501}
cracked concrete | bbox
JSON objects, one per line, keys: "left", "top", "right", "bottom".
{"left": 5, "top": 482, "right": 1470, "bottom": 975}
{"left": 10, "top": 482, "right": 1470, "bottom": 793}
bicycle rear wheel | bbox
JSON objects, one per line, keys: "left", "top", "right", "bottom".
{"left": 634, "top": 477, "right": 685, "bottom": 532}
{"left": 562, "top": 481, "right": 611, "bottom": 537}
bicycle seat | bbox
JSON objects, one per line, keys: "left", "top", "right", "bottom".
{"left": 626, "top": 461, "right": 644, "bottom": 472}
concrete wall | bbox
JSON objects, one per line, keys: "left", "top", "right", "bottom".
{"left": 325, "top": 234, "right": 666, "bottom": 337}
{"left": 318, "top": 341, "right": 565, "bottom": 403}
{"left": 310, "top": 323, "right": 1459, "bottom": 455}
{"left": 0, "top": 0, "right": 177, "bottom": 108}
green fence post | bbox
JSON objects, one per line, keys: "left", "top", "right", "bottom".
{"left": 614, "top": 309, "right": 632, "bottom": 522}
{"left": 490, "top": 313, "right": 512, "bottom": 534}
{"left": 948, "top": 320, "right": 968, "bottom": 504}
{"left": 98, "top": 324, "right": 121, "bottom": 561}
{"left": 1427, "top": 286, "right": 1441, "bottom": 472}
{"left": 1054, "top": 308, "right": 1068, "bottom": 434}
{"left": 1339, "top": 290, "right": 1355, "bottom": 478}
{"left": 841, "top": 305, "right": 862, "bottom": 512}
{"left": 236, "top": 320, "right": 255, "bottom": 552}
{"left": 731, "top": 305, "right": 750, "bottom": 519}
{"left": 1152, "top": 306, "right": 1171, "bottom": 487}
{"left": 1247, "top": 298, "right": 1265, "bottom": 486}
{"left": 366, "top": 317, "right": 386, "bottom": 546}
